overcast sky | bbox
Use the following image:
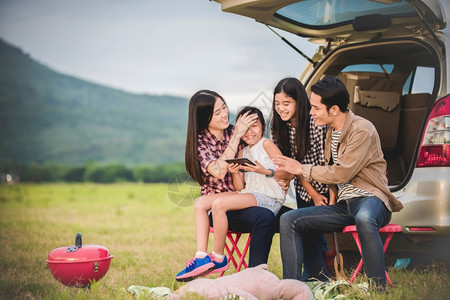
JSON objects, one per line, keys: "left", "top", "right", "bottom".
{"left": 0, "top": 0, "right": 317, "bottom": 112}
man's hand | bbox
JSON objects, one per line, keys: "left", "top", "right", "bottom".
{"left": 273, "top": 155, "right": 303, "bottom": 176}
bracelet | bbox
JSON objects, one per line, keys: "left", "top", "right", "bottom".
{"left": 266, "top": 169, "right": 275, "bottom": 178}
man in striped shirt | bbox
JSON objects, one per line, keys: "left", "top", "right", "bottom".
{"left": 274, "top": 77, "right": 403, "bottom": 288}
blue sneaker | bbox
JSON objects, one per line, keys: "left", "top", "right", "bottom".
{"left": 175, "top": 256, "right": 215, "bottom": 282}
{"left": 205, "top": 253, "right": 229, "bottom": 275}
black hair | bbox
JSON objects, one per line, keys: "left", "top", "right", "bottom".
{"left": 185, "top": 90, "right": 227, "bottom": 185}
{"left": 310, "top": 77, "right": 349, "bottom": 112}
{"left": 236, "top": 106, "right": 266, "bottom": 136}
{"left": 271, "top": 77, "right": 310, "bottom": 161}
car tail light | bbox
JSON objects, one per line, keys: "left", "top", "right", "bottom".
{"left": 417, "top": 95, "right": 450, "bottom": 167}
{"left": 407, "top": 227, "right": 436, "bottom": 232}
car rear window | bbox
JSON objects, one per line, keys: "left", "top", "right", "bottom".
{"left": 275, "top": 0, "right": 415, "bottom": 28}
{"left": 405, "top": 66, "right": 435, "bottom": 94}
{"left": 341, "top": 64, "right": 394, "bottom": 73}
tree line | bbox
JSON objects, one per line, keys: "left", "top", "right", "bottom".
{"left": 0, "top": 162, "right": 191, "bottom": 184}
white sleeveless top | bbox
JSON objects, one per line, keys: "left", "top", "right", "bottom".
{"left": 240, "top": 138, "right": 285, "bottom": 203}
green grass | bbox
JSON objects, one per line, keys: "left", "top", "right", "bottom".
{"left": 0, "top": 183, "right": 448, "bottom": 299}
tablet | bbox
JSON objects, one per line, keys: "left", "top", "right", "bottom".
{"left": 225, "top": 158, "right": 256, "bottom": 166}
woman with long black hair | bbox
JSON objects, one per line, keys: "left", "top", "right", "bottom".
{"left": 177, "top": 90, "right": 278, "bottom": 282}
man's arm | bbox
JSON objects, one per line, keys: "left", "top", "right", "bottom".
{"left": 274, "top": 128, "right": 374, "bottom": 185}
{"left": 304, "top": 129, "right": 373, "bottom": 184}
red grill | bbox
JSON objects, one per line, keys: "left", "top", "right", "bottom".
{"left": 45, "top": 233, "right": 114, "bottom": 287}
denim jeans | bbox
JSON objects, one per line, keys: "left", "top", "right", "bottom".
{"left": 280, "top": 196, "right": 392, "bottom": 286}
{"left": 210, "top": 206, "right": 276, "bottom": 267}
{"left": 296, "top": 192, "right": 329, "bottom": 281}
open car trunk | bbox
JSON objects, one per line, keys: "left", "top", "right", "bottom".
{"left": 308, "top": 38, "right": 442, "bottom": 257}
{"left": 303, "top": 39, "right": 439, "bottom": 190}
{"left": 213, "top": 0, "right": 449, "bottom": 257}
{"left": 214, "top": 0, "right": 444, "bottom": 190}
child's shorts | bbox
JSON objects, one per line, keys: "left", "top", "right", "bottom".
{"left": 253, "top": 192, "right": 283, "bottom": 215}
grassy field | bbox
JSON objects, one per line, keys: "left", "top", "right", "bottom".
{"left": 0, "top": 183, "right": 448, "bottom": 299}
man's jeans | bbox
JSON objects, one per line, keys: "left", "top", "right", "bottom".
{"left": 296, "top": 192, "right": 329, "bottom": 281}
{"left": 280, "top": 196, "right": 392, "bottom": 286}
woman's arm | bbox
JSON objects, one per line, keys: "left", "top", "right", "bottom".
{"left": 297, "top": 175, "right": 329, "bottom": 206}
{"left": 206, "top": 111, "right": 258, "bottom": 179}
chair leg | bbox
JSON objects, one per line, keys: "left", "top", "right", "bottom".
{"left": 236, "top": 235, "right": 250, "bottom": 271}
{"left": 227, "top": 234, "right": 243, "bottom": 263}
{"left": 349, "top": 259, "right": 364, "bottom": 284}
{"left": 386, "top": 270, "right": 394, "bottom": 287}
{"left": 383, "top": 233, "right": 394, "bottom": 252}
{"left": 347, "top": 230, "right": 396, "bottom": 287}
{"left": 224, "top": 233, "right": 240, "bottom": 270}
{"left": 348, "top": 231, "right": 363, "bottom": 283}
{"left": 383, "top": 233, "right": 395, "bottom": 287}
{"left": 210, "top": 229, "right": 251, "bottom": 277}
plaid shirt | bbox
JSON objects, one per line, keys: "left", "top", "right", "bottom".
{"left": 197, "top": 125, "right": 237, "bottom": 195}
{"left": 288, "top": 116, "right": 328, "bottom": 202}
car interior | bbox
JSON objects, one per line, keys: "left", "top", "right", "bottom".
{"left": 305, "top": 40, "right": 438, "bottom": 187}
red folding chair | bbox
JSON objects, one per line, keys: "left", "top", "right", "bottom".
{"left": 209, "top": 227, "right": 251, "bottom": 276}
{"left": 343, "top": 224, "right": 402, "bottom": 287}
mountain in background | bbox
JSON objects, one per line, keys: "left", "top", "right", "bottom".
{"left": 0, "top": 39, "right": 189, "bottom": 166}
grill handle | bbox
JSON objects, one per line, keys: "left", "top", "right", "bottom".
{"left": 75, "top": 233, "right": 82, "bottom": 248}
{"left": 66, "top": 232, "right": 83, "bottom": 252}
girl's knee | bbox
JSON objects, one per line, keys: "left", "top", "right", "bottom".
{"left": 211, "top": 198, "right": 226, "bottom": 214}
{"left": 194, "top": 197, "right": 210, "bottom": 212}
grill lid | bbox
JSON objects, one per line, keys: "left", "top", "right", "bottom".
{"left": 46, "top": 233, "right": 113, "bottom": 264}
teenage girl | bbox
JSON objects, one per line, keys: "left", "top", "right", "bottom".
{"left": 271, "top": 77, "right": 334, "bottom": 280}
{"left": 271, "top": 77, "right": 333, "bottom": 207}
